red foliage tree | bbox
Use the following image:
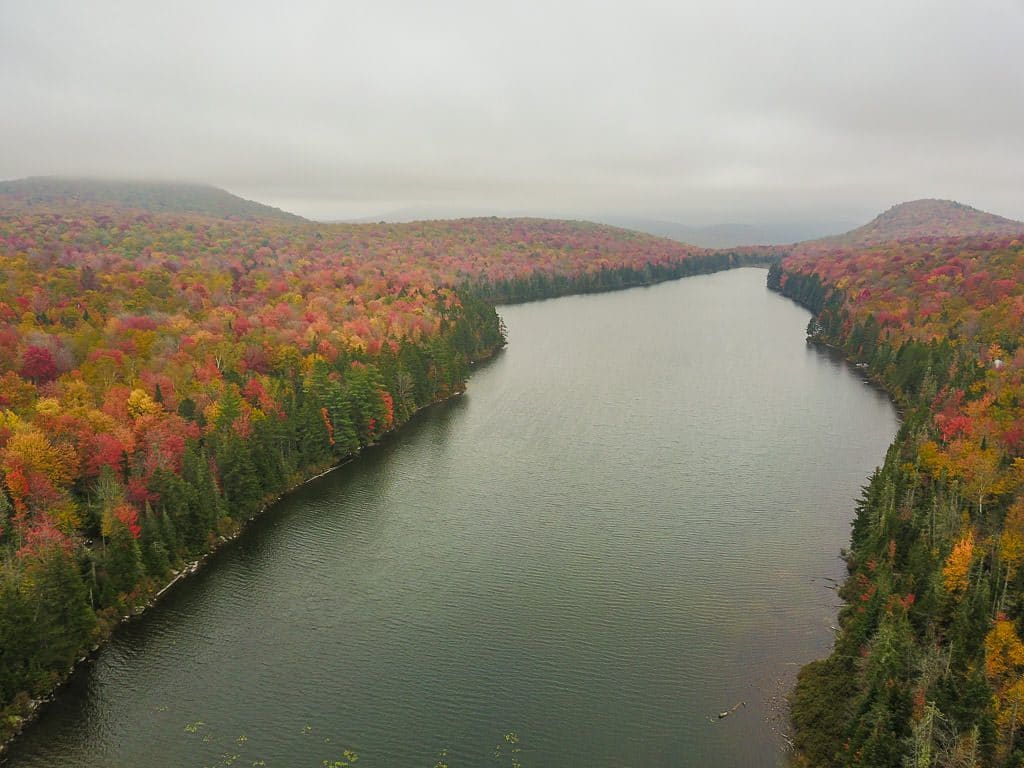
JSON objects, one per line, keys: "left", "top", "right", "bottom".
{"left": 20, "top": 345, "right": 58, "bottom": 383}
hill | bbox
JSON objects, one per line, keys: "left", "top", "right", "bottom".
{"left": 345, "top": 208, "right": 854, "bottom": 248}
{"left": 816, "top": 198, "right": 1024, "bottom": 247}
{"left": 771, "top": 207, "right": 1024, "bottom": 766}
{"left": 0, "top": 177, "right": 305, "bottom": 222}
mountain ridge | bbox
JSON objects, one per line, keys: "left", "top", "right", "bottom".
{"left": 0, "top": 177, "right": 305, "bottom": 222}
{"left": 3, "top": 181, "right": 1021, "bottom": 253}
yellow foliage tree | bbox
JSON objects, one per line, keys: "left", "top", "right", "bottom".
{"left": 918, "top": 440, "right": 948, "bottom": 476}
{"left": 126, "top": 388, "right": 162, "bottom": 418}
{"left": 1001, "top": 500, "right": 1024, "bottom": 576}
{"left": 946, "top": 439, "right": 1009, "bottom": 518}
{"left": 34, "top": 397, "right": 60, "bottom": 417}
{"left": 0, "top": 409, "right": 24, "bottom": 433}
{"left": 985, "top": 618, "right": 1024, "bottom": 759}
{"left": 49, "top": 496, "right": 82, "bottom": 534}
{"left": 986, "top": 618, "right": 1024, "bottom": 680}
{"left": 61, "top": 378, "right": 94, "bottom": 409}
{"left": 1, "top": 426, "right": 77, "bottom": 489}
{"left": 942, "top": 530, "right": 975, "bottom": 594}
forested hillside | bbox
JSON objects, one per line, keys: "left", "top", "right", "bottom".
{"left": 0, "top": 183, "right": 771, "bottom": 746}
{"left": 0, "top": 178, "right": 305, "bottom": 222}
{"left": 814, "top": 199, "right": 1024, "bottom": 248}
{"left": 771, "top": 203, "right": 1024, "bottom": 767}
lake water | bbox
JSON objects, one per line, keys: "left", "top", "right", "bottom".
{"left": 3, "top": 268, "right": 898, "bottom": 768}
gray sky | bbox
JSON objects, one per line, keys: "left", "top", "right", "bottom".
{"left": 1, "top": 0, "right": 1022, "bottom": 225}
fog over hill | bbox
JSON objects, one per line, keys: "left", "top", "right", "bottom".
{"left": 590, "top": 215, "right": 857, "bottom": 249}
{"left": 4, "top": 181, "right": 1021, "bottom": 256}
{"left": 0, "top": 179, "right": 851, "bottom": 248}
{"left": 3, "top": 2, "right": 1021, "bottom": 224}
{"left": 332, "top": 205, "right": 855, "bottom": 248}
{"left": 812, "top": 198, "right": 1024, "bottom": 247}
{"left": 0, "top": 177, "right": 305, "bottom": 222}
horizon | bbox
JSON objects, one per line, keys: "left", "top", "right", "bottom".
{"left": 5, "top": 174, "right": 1021, "bottom": 249}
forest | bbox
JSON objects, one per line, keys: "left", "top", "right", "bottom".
{"left": 10, "top": 180, "right": 1023, "bottom": 767}
{"left": 772, "top": 220, "right": 1024, "bottom": 766}
{"left": 0, "top": 185, "right": 774, "bottom": 747}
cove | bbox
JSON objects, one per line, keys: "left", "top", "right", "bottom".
{"left": 2, "top": 268, "right": 898, "bottom": 767}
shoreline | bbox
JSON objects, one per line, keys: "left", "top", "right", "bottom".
{"left": 0, "top": 265, "right": 771, "bottom": 761}
{"left": 767, "top": 280, "right": 906, "bottom": 419}
{"left": 0, "top": 362, "right": 493, "bottom": 761}
{"left": 804, "top": 336, "right": 906, "bottom": 421}
{"left": 769, "top": 279, "right": 907, "bottom": 766}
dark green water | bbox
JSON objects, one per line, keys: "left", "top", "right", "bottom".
{"left": 4, "top": 269, "right": 898, "bottom": 768}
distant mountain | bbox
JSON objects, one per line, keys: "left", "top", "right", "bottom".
{"left": 334, "top": 204, "right": 504, "bottom": 224}
{"left": 818, "top": 199, "right": 1024, "bottom": 247}
{"left": 337, "top": 208, "right": 854, "bottom": 248}
{"left": 593, "top": 216, "right": 857, "bottom": 249}
{"left": 0, "top": 177, "right": 305, "bottom": 221}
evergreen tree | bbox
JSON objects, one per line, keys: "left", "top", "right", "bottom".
{"left": 26, "top": 546, "right": 97, "bottom": 673}
{"left": 215, "top": 433, "right": 262, "bottom": 518}
{"left": 140, "top": 503, "right": 171, "bottom": 577}
{"left": 102, "top": 519, "right": 144, "bottom": 600}
{"left": 182, "top": 446, "right": 223, "bottom": 548}
{"left": 0, "top": 562, "right": 35, "bottom": 700}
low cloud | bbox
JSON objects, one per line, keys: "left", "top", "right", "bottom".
{"left": 2, "top": 0, "right": 1021, "bottom": 224}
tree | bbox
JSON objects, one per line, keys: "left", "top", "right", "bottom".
{"left": 181, "top": 446, "right": 222, "bottom": 549}
{"left": 943, "top": 531, "right": 975, "bottom": 595}
{"left": 214, "top": 433, "right": 261, "bottom": 519}
{"left": 0, "top": 561, "right": 35, "bottom": 700}
{"left": 21, "top": 539, "right": 96, "bottom": 675}
{"left": 139, "top": 503, "right": 170, "bottom": 577}
{"left": 985, "top": 618, "right": 1024, "bottom": 760}
{"left": 19, "top": 345, "right": 58, "bottom": 383}
{"left": 99, "top": 511, "right": 143, "bottom": 602}
{"left": 0, "top": 486, "right": 11, "bottom": 540}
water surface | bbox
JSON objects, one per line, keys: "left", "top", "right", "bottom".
{"left": 5, "top": 269, "right": 898, "bottom": 767}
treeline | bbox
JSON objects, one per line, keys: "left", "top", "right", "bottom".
{"left": 478, "top": 250, "right": 779, "bottom": 303}
{"left": 771, "top": 236, "right": 1024, "bottom": 768}
{"left": 0, "top": 290, "right": 503, "bottom": 743}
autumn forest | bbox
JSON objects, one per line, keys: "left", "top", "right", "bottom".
{"left": 0, "top": 179, "right": 772, "bottom": 752}
{"left": 2, "top": 180, "right": 1024, "bottom": 768}
{"left": 774, "top": 200, "right": 1024, "bottom": 767}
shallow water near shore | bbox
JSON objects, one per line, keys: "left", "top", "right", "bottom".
{"left": 3, "top": 269, "right": 898, "bottom": 767}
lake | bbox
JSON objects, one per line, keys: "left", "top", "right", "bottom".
{"left": 3, "top": 268, "right": 898, "bottom": 767}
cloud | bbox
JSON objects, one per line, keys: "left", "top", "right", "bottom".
{"left": 1, "top": 0, "right": 1021, "bottom": 223}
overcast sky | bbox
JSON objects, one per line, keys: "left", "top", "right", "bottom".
{"left": 1, "top": 0, "right": 1021, "bottom": 225}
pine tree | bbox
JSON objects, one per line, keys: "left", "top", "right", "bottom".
{"left": 0, "top": 562, "right": 35, "bottom": 700}
{"left": 140, "top": 503, "right": 170, "bottom": 577}
{"left": 215, "top": 434, "right": 262, "bottom": 518}
{"left": 102, "top": 519, "right": 143, "bottom": 599}
{"left": 27, "top": 546, "right": 96, "bottom": 672}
